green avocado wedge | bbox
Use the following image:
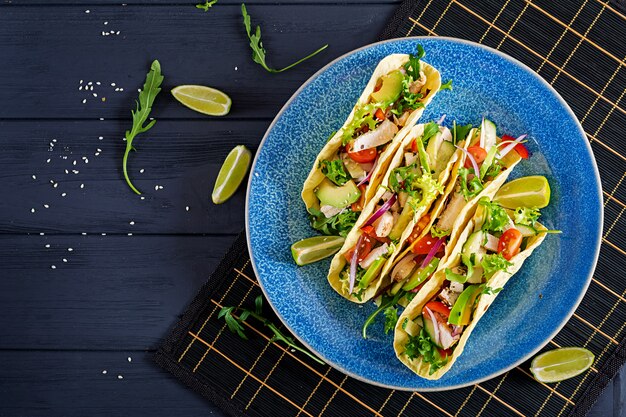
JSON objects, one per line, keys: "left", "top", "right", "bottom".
{"left": 448, "top": 284, "right": 481, "bottom": 326}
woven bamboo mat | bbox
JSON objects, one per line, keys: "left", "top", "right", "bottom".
{"left": 156, "top": 1, "right": 626, "bottom": 416}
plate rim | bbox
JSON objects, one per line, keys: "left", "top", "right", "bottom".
{"left": 245, "top": 36, "right": 603, "bottom": 391}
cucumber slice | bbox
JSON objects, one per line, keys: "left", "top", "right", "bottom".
{"left": 433, "top": 140, "right": 456, "bottom": 178}
{"left": 426, "top": 131, "right": 444, "bottom": 170}
{"left": 481, "top": 118, "right": 497, "bottom": 151}
{"left": 515, "top": 224, "right": 538, "bottom": 237}
{"left": 403, "top": 317, "right": 422, "bottom": 337}
{"left": 461, "top": 231, "right": 486, "bottom": 261}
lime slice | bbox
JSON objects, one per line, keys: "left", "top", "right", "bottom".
{"left": 291, "top": 236, "right": 345, "bottom": 266}
{"left": 494, "top": 176, "right": 551, "bottom": 209}
{"left": 171, "top": 85, "right": 231, "bottom": 116}
{"left": 212, "top": 145, "right": 251, "bottom": 204}
{"left": 530, "top": 347, "right": 594, "bottom": 383}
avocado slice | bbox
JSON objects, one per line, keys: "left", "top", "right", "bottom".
{"left": 402, "top": 257, "right": 439, "bottom": 291}
{"left": 432, "top": 140, "right": 455, "bottom": 178}
{"left": 389, "top": 201, "right": 414, "bottom": 241}
{"left": 359, "top": 256, "right": 386, "bottom": 288}
{"left": 315, "top": 178, "right": 361, "bottom": 208}
{"left": 448, "top": 284, "right": 481, "bottom": 326}
{"left": 370, "top": 70, "right": 404, "bottom": 103}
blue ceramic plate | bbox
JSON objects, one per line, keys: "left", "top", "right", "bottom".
{"left": 246, "top": 38, "right": 602, "bottom": 391}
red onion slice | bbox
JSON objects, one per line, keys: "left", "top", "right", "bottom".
{"left": 424, "top": 307, "right": 440, "bottom": 346}
{"left": 455, "top": 145, "right": 480, "bottom": 178}
{"left": 451, "top": 325, "right": 463, "bottom": 337}
{"left": 420, "top": 237, "right": 445, "bottom": 268}
{"left": 363, "top": 193, "right": 397, "bottom": 227}
{"left": 349, "top": 235, "right": 364, "bottom": 294}
{"left": 356, "top": 156, "right": 379, "bottom": 187}
{"left": 436, "top": 114, "right": 446, "bottom": 125}
{"left": 498, "top": 134, "right": 527, "bottom": 157}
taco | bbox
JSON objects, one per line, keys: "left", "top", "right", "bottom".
{"left": 302, "top": 46, "right": 441, "bottom": 238}
{"left": 393, "top": 193, "right": 555, "bottom": 379}
{"left": 383, "top": 119, "right": 526, "bottom": 296}
{"left": 327, "top": 120, "right": 461, "bottom": 303}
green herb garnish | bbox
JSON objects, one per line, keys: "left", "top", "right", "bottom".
{"left": 481, "top": 253, "right": 513, "bottom": 277}
{"left": 219, "top": 295, "right": 325, "bottom": 364}
{"left": 362, "top": 290, "right": 405, "bottom": 339}
{"left": 479, "top": 199, "right": 510, "bottom": 233}
{"left": 515, "top": 206, "right": 541, "bottom": 226}
{"left": 241, "top": 4, "right": 328, "bottom": 73}
{"left": 452, "top": 122, "right": 472, "bottom": 146}
{"left": 404, "top": 45, "right": 425, "bottom": 80}
{"left": 320, "top": 159, "right": 350, "bottom": 186}
{"left": 123, "top": 60, "right": 164, "bottom": 195}
{"left": 439, "top": 79, "right": 453, "bottom": 91}
{"left": 479, "top": 284, "right": 503, "bottom": 296}
{"left": 383, "top": 306, "right": 399, "bottom": 334}
{"left": 458, "top": 167, "right": 484, "bottom": 201}
{"left": 431, "top": 225, "right": 451, "bottom": 238}
{"left": 405, "top": 327, "right": 448, "bottom": 375}
{"left": 196, "top": 0, "right": 217, "bottom": 11}
{"left": 308, "top": 207, "right": 358, "bottom": 237}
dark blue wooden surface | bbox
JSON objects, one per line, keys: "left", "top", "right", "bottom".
{"left": 0, "top": 1, "right": 622, "bottom": 416}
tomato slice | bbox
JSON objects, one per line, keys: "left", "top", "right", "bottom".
{"left": 502, "top": 135, "right": 530, "bottom": 159}
{"left": 351, "top": 184, "right": 367, "bottom": 212}
{"left": 406, "top": 214, "right": 431, "bottom": 244}
{"left": 343, "top": 234, "right": 373, "bottom": 263}
{"left": 361, "top": 224, "right": 391, "bottom": 244}
{"left": 410, "top": 232, "right": 443, "bottom": 255}
{"left": 438, "top": 348, "right": 452, "bottom": 359}
{"left": 464, "top": 145, "right": 487, "bottom": 168}
{"left": 410, "top": 139, "right": 418, "bottom": 153}
{"left": 423, "top": 301, "right": 451, "bottom": 319}
{"left": 498, "top": 228, "right": 523, "bottom": 260}
{"left": 374, "top": 108, "right": 386, "bottom": 121}
{"left": 346, "top": 143, "right": 377, "bottom": 163}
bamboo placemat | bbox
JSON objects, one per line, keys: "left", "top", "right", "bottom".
{"left": 155, "top": 1, "right": 626, "bottom": 416}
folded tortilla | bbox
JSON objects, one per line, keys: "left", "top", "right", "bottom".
{"left": 301, "top": 54, "right": 441, "bottom": 214}
{"left": 327, "top": 123, "right": 460, "bottom": 303}
{"left": 393, "top": 209, "right": 548, "bottom": 379}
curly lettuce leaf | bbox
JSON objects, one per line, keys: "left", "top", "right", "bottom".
{"left": 320, "top": 159, "right": 350, "bottom": 186}
{"left": 515, "top": 206, "right": 541, "bottom": 226}
{"left": 308, "top": 208, "right": 358, "bottom": 237}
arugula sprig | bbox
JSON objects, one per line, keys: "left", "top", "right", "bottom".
{"left": 362, "top": 290, "right": 406, "bottom": 339}
{"left": 241, "top": 4, "right": 328, "bottom": 73}
{"left": 196, "top": 0, "right": 217, "bottom": 11}
{"left": 405, "top": 328, "right": 448, "bottom": 375}
{"left": 439, "top": 79, "right": 453, "bottom": 91}
{"left": 123, "top": 60, "right": 164, "bottom": 195}
{"left": 308, "top": 207, "right": 358, "bottom": 237}
{"left": 219, "top": 295, "right": 325, "bottom": 365}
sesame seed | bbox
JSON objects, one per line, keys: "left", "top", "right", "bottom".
{"left": 119, "top": 88, "right": 124, "bottom": 91}
{"left": 117, "top": 375, "right": 123, "bottom": 380}
{"left": 84, "top": 159, "right": 89, "bottom": 164}
{"left": 79, "top": 86, "right": 83, "bottom": 91}
{"left": 68, "top": 248, "right": 73, "bottom": 251}
{"left": 45, "top": 244, "right": 50, "bottom": 248}
{"left": 97, "top": 148, "right": 102, "bottom": 152}
{"left": 115, "top": 88, "right": 120, "bottom": 92}
{"left": 140, "top": 196, "right": 145, "bottom": 200}
{"left": 52, "top": 139, "right": 57, "bottom": 143}
{"left": 98, "top": 136, "right": 103, "bottom": 140}
{"left": 53, "top": 183, "right": 58, "bottom": 188}
{"left": 102, "top": 233, "right": 106, "bottom": 236}
{"left": 32, "top": 175, "right": 36, "bottom": 180}
{"left": 62, "top": 258, "right": 67, "bottom": 263}
{"left": 61, "top": 193, "right": 67, "bottom": 197}
{"left": 72, "top": 170, "right": 79, "bottom": 174}
{"left": 127, "top": 233, "right": 133, "bottom": 236}
{"left": 154, "top": 185, "right": 159, "bottom": 191}
{"left": 127, "top": 357, "right": 132, "bottom": 362}
{"left": 80, "top": 80, "right": 83, "bottom": 84}
{"left": 95, "top": 153, "right": 100, "bottom": 156}
{"left": 116, "top": 31, "right": 120, "bottom": 35}
{"left": 85, "top": 9, "right": 90, "bottom": 13}
{"left": 139, "top": 169, "right": 144, "bottom": 173}
{"left": 73, "top": 160, "right": 77, "bottom": 166}
{"left": 31, "top": 208, "right": 35, "bottom": 213}
{"left": 186, "top": 206, "right": 190, "bottom": 212}
{"left": 111, "top": 83, "right": 116, "bottom": 86}
{"left": 88, "top": 82, "right": 93, "bottom": 85}
{"left": 93, "top": 93, "right": 98, "bottom": 98}
{"left": 51, "top": 265, "right": 56, "bottom": 269}
{"left": 96, "top": 82, "right": 101, "bottom": 85}
{"left": 43, "top": 204, "right": 49, "bottom": 209}
{"left": 40, "top": 233, "right": 45, "bottom": 236}
{"left": 46, "top": 159, "right": 51, "bottom": 163}
{"left": 81, "top": 233, "right": 87, "bottom": 236}
{"left": 235, "top": 66, "right": 238, "bottom": 71}
{"left": 129, "top": 221, "right": 134, "bottom": 225}
{"left": 102, "top": 370, "right": 107, "bottom": 374}
{"left": 100, "top": 118, "right": 104, "bottom": 121}
{"left": 80, "top": 184, "right": 84, "bottom": 189}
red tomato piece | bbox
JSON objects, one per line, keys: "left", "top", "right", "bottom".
{"left": 498, "top": 228, "right": 523, "bottom": 260}
{"left": 375, "top": 108, "right": 386, "bottom": 121}
{"left": 410, "top": 232, "right": 442, "bottom": 255}
{"left": 502, "top": 134, "right": 530, "bottom": 159}
{"left": 346, "top": 143, "right": 377, "bottom": 163}
{"left": 464, "top": 145, "right": 487, "bottom": 168}
{"left": 343, "top": 234, "right": 373, "bottom": 263}
{"left": 351, "top": 184, "right": 367, "bottom": 212}
{"left": 423, "top": 301, "right": 451, "bottom": 319}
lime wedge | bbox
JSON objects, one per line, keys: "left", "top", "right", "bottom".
{"left": 291, "top": 236, "right": 345, "bottom": 266}
{"left": 171, "top": 85, "right": 231, "bottom": 116}
{"left": 212, "top": 145, "right": 251, "bottom": 204}
{"left": 494, "top": 176, "right": 551, "bottom": 209}
{"left": 530, "top": 347, "right": 594, "bottom": 383}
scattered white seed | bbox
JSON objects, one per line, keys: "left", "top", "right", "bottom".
{"left": 81, "top": 233, "right": 87, "bottom": 236}
{"left": 111, "top": 82, "right": 116, "bottom": 86}
{"left": 84, "top": 159, "right": 89, "bottom": 164}
{"left": 80, "top": 80, "right": 83, "bottom": 84}
{"left": 79, "top": 86, "right": 83, "bottom": 91}
{"left": 68, "top": 248, "right": 73, "bottom": 252}
{"left": 72, "top": 170, "right": 79, "bottom": 174}
{"left": 43, "top": 204, "right": 49, "bottom": 209}
{"left": 102, "top": 370, "right": 107, "bottom": 374}
{"left": 154, "top": 185, "right": 159, "bottom": 191}
{"left": 119, "top": 88, "right": 124, "bottom": 91}
{"left": 185, "top": 206, "right": 190, "bottom": 212}
{"left": 40, "top": 232, "right": 45, "bottom": 236}
{"left": 61, "top": 193, "right": 67, "bottom": 197}
{"left": 139, "top": 169, "right": 144, "bottom": 173}
{"left": 235, "top": 66, "right": 238, "bottom": 71}
{"left": 92, "top": 93, "right": 98, "bottom": 98}
{"left": 99, "top": 118, "right": 104, "bottom": 121}
{"left": 127, "top": 233, "right": 133, "bottom": 236}
{"left": 52, "top": 139, "right": 57, "bottom": 143}
{"left": 129, "top": 221, "right": 134, "bottom": 225}
{"left": 140, "top": 196, "right": 145, "bottom": 200}
{"left": 127, "top": 357, "right": 132, "bottom": 362}
{"left": 62, "top": 258, "right": 67, "bottom": 263}
{"left": 51, "top": 265, "right": 56, "bottom": 269}
{"left": 80, "top": 184, "right": 84, "bottom": 189}
{"left": 32, "top": 175, "right": 36, "bottom": 180}
{"left": 102, "top": 233, "right": 106, "bottom": 236}
{"left": 73, "top": 160, "right": 77, "bottom": 166}
{"left": 53, "top": 183, "right": 58, "bottom": 188}
{"left": 46, "top": 159, "right": 51, "bottom": 163}
{"left": 65, "top": 169, "right": 69, "bottom": 174}
{"left": 45, "top": 244, "right": 50, "bottom": 248}
{"left": 116, "top": 31, "right": 120, "bottom": 35}
{"left": 85, "top": 9, "right": 90, "bottom": 13}
{"left": 88, "top": 82, "right": 93, "bottom": 85}
{"left": 117, "top": 375, "right": 123, "bottom": 379}
{"left": 31, "top": 208, "right": 35, "bottom": 213}
{"left": 97, "top": 148, "right": 102, "bottom": 152}
{"left": 96, "top": 81, "right": 101, "bottom": 85}
{"left": 95, "top": 152, "right": 100, "bottom": 156}
{"left": 254, "top": 172, "right": 259, "bottom": 177}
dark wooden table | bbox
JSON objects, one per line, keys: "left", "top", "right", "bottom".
{"left": 0, "top": 1, "right": 622, "bottom": 416}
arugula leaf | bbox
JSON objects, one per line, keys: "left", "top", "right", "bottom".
{"left": 362, "top": 290, "right": 405, "bottom": 338}
{"left": 196, "top": 0, "right": 217, "bottom": 11}
{"left": 308, "top": 207, "right": 358, "bottom": 237}
{"left": 479, "top": 199, "right": 510, "bottom": 233}
{"left": 484, "top": 158, "right": 503, "bottom": 178}
{"left": 480, "top": 285, "right": 503, "bottom": 296}
{"left": 241, "top": 4, "right": 328, "bottom": 73}
{"left": 404, "top": 45, "right": 425, "bottom": 80}
{"left": 389, "top": 165, "right": 442, "bottom": 211}
{"left": 452, "top": 122, "right": 473, "bottom": 146}
{"left": 481, "top": 253, "right": 513, "bottom": 277}
{"left": 383, "top": 306, "right": 399, "bottom": 334}
{"left": 422, "top": 122, "right": 440, "bottom": 144}
{"left": 123, "top": 60, "right": 164, "bottom": 195}
{"left": 431, "top": 225, "right": 451, "bottom": 238}
{"left": 515, "top": 206, "right": 541, "bottom": 226}
{"left": 219, "top": 295, "right": 325, "bottom": 364}
{"left": 458, "top": 167, "right": 484, "bottom": 201}
{"left": 405, "top": 327, "right": 448, "bottom": 375}
{"left": 439, "top": 79, "right": 453, "bottom": 91}
{"left": 320, "top": 159, "right": 350, "bottom": 186}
